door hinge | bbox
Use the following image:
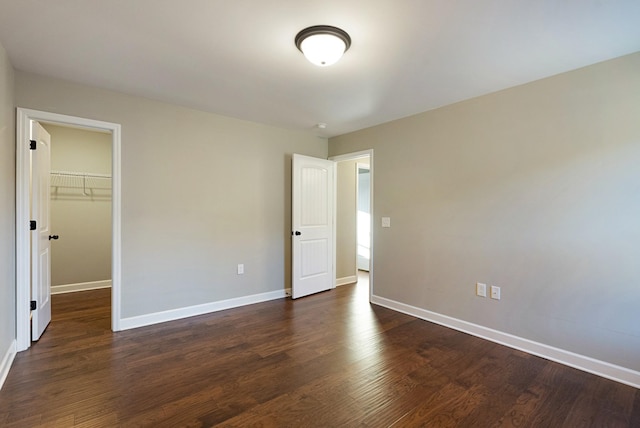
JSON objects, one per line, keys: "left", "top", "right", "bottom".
{"left": 29, "top": 140, "right": 36, "bottom": 150}
{"left": 30, "top": 300, "right": 37, "bottom": 310}
{"left": 30, "top": 220, "right": 36, "bottom": 230}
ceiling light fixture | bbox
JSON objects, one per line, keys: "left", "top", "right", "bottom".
{"left": 295, "top": 25, "right": 351, "bottom": 67}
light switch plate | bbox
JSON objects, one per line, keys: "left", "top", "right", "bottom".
{"left": 237, "top": 264, "right": 244, "bottom": 275}
{"left": 381, "top": 217, "right": 391, "bottom": 228}
{"left": 476, "top": 282, "right": 486, "bottom": 297}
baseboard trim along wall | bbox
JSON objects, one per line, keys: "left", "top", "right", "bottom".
{"left": 0, "top": 340, "right": 17, "bottom": 391}
{"left": 51, "top": 280, "right": 112, "bottom": 295}
{"left": 336, "top": 275, "right": 357, "bottom": 286}
{"left": 120, "top": 289, "right": 288, "bottom": 331}
{"left": 371, "top": 295, "right": 640, "bottom": 389}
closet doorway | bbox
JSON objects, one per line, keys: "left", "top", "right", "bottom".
{"left": 43, "top": 124, "right": 113, "bottom": 298}
{"left": 332, "top": 150, "right": 373, "bottom": 300}
{"left": 356, "top": 163, "right": 371, "bottom": 272}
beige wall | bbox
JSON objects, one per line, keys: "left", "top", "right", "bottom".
{"left": 329, "top": 52, "right": 640, "bottom": 372}
{"left": 16, "top": 72, "right": 328, "bottom": 318}
{"left": 43, "top": 124, "right": 112, "bottom": 287}
{"left": 336, "top": 160, "right": 358, "bottom": 280}
{"left": 0, "top": 43, "right": 15, "bottom": 371}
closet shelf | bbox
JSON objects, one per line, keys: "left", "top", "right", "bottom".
{"left": 50, "top": 170, "right": 112, "bottom": 195}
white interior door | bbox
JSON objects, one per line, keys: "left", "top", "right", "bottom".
{"left": 31, "top": 121, "right": 52, "bottom": 340}
{"left": 292, "top": 154, "right": 335, "bottom": 299}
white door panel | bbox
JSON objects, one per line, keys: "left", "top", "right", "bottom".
{"left": 292, "top": 154, "right": 334, "bottom": 299}
{"left": 31, "top": 121, "right": 52, "bottom": 341}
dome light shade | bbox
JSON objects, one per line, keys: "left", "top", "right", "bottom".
{"left": 295, "top": 26, "right": 351, "bottom": 67}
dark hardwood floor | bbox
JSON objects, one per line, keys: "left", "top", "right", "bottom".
{"left": 1, "top": 276, "right": 638, "bottom": 427}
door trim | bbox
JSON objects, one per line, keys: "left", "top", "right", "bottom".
{"left": 16, "top": 108, "right": 122, "bottom": 351}
{"left": 329, "top": 149, "right": 374, "bottom": 302}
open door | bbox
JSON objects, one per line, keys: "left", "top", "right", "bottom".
{"left": 31, "top": 121, "right": 52, "bottom": 340}
{"left": 291, "top": 154, "right": 335, "bottom": 299}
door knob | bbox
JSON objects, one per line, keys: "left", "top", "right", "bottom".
{"left": 48, "top": 235, "right": 59, "bottom": 240}
{"left": 294, "top": 231, "right": 301, "bottom": 236}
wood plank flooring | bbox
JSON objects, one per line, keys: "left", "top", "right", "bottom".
{"left": 1, "top": 277, "right": 638, "bottom": 427}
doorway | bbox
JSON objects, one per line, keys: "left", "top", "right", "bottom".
{"left": 16, "top": 108, "right": 122, "bottom": 351}
{"left": 44, "top": 124, "right": 113, "bottom": 297}
{"left": 331, "top": 150, "right": 373, "bottom": 301}
{"left": 357, "top": 163, "right": 371, "bottom": 272}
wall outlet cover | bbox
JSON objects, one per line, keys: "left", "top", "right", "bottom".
{"left": 491, "top": 285, "right": 501, "bottom": 300}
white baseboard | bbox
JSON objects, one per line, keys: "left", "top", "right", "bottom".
{"left": 120, "top": 289, "right": 288, "bottom": 331}
{"left": 336, "top": 275, "right": 357, "bottom": 286}
{"left": 371, "top": 295, "right": 640, "bottom": 389}
{"left": 51, "top": 280, "right": 112, "bottom": 295}
{"left": 0, "top": 340, "right": 17, "bottom": 391}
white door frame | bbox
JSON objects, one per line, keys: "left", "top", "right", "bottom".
{"left": 329, "top": 149, "right": 374, "bottom": 301}
{"left": 16, "top": 108, "right": 122, "bottom": 351}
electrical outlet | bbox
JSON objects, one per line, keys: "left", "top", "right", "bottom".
{"left": 381, "top": 217, "right": 391, "bottom": 228}
{"left": 490, "top": 285, "right": 501, "bottom": 300}
{"left": 237, "top": 264, "right": 244, "bottom": 275}
{"left": 476, "top": 282, "right": 486, "bottom": 297}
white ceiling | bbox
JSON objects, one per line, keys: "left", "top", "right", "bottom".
{"left": 1, "top": 1, "right": 639, "bottom": 138}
